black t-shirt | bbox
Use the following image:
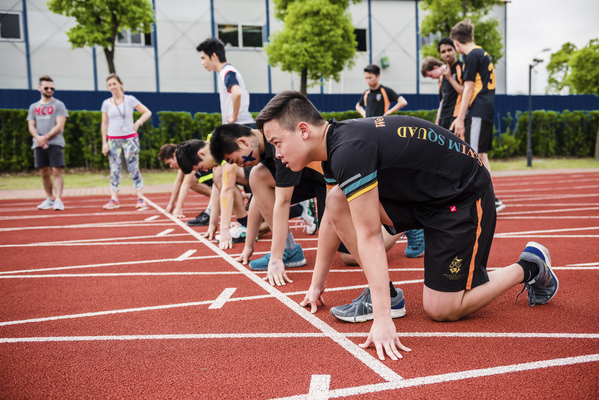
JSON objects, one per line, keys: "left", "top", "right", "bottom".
{"left": 439, "top": 60, "right": 463, "bottom": 119}
{"left": 322, "top": 116, "right": 490, "bottom": 212}
{"left": 260, "top": 131, "right": 324, "bottom": 188}
{"left": 358, "top": 85, "right": 400, "bottom": 117}
{"left": 463, "top": 47, "right": 495, "bottom": 122}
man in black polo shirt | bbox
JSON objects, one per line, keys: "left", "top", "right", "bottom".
{"left": 255, "top": 91, "right": 558, "bottom": 361}
{"left": 356, "top": 64, "right": 407, "bottom": 118}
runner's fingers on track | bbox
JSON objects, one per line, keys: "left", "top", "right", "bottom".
{"left": 300, "top": 289, "right": 325, "bottom": 313}
{"left": 264, "top": 271, "right": 293, "bottom": 286}
{"left": 219, "top": 239, "right": 233, "bottom": 250}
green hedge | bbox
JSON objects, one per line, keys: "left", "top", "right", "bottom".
{"left": 1, "top": 108, "right": 596, "bottom": 172}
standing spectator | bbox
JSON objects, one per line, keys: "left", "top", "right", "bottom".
{"left": 356, "top": 64, "right": 424, "bottom": 259}
{"left": 450, "top": 20, "right": 505, "bottom": 212}
{"left": 101, "top": 74, "right": 152, "bottom": 210}
{"left": 195, "top": 37, "right": 256, "bottom": 245}
{"left": 27, "top": 75, "right": 68, "bottom": 211}
{"left": 420, "top": 37, "right": 464, "bottom": 130}
{"left": 356, "top": 64, "right": 407, "bottom": 118}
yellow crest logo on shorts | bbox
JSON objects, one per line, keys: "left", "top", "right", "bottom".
{"left": 449, "top": 256, "right": 462, "bottom": 274}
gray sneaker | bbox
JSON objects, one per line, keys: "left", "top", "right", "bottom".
{"left": 330, "top": 287, "right": 406, "bottom": 323}
{"left": 53, "top": 198, "right": 64, "bottom": 211}
{"left": 37, "top": 198, "right": 54, "bottom": 210}
{"left": 516, "top": 242, "right": 559, "bottom": 307}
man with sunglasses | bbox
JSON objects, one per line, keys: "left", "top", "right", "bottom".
{"left": 27, "top": 75, "right": 69, "bottom": 210}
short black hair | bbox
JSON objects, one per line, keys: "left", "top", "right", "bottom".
{"left": 255, "top": 91, "right": 326, "bottom": 134}
{"left": 196, "top": 37, "right": 227, "bottom": 62}
{"left": 210, "top": 124, "right": 253, "bottom": 164}
{"left": 175, "top": 140, "right": 206, "bottom": 175}
{"left": 363, "top": 64, "right": 380, "bottom": 75}
{"left": 438, "top": 37, "right": 456, "bottom": 52}
{"left": 158, "top": 143, "right": 177, "bottom": 162}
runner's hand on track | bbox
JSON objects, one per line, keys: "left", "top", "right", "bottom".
{"left": 234, "top": 246, "right": 253, "bottom": 265}
{"left": 299, "top": 285, "right": 325, "bottom": 313}
{"left": 265, "top": 258, "right": 292, "bottom": 286}
{"left": 172, "top": 208, "right": 185, "bottom": 219}
{"left": 359, "top": 318, "right": 411, "bottom": 361}
{"left": 218, "top": 229, "right": 233, "bottom": 250}
{"left": 201, "top": 224, "right": 217, "bottom": 240}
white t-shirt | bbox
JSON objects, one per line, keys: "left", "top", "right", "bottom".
{"left": 218, "top": 64, "right": 254, "bottom": 125}
{"left": 101, "top": 95, "right": 141, "bottom": 138}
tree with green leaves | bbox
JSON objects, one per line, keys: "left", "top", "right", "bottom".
{"left": 419, "top": 0, "right": 504, "bottom": 64}
{"left": 546, "top": 39, "right": 599, "bottom": 95}
{"left": 545, "top": 39, "right": 599, "bottom": 159}
{"left": 47, "top": 0, "right": 155, "bottom": 74}
{"left": 266, "top": 0, "right": 359, "bottom": 96}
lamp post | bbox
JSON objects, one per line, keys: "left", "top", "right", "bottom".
{"left": 527, "top": 49, "right": 551, "bottom": 167}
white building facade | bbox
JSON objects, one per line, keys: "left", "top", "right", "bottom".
{"left": 0, "top": 0, "right": 507, "bottom": 95}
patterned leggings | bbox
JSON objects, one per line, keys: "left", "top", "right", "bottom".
{"left": 108, "top": 137, "right": 143, "bottom": 192}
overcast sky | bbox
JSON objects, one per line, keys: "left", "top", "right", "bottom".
{"left": 506, "top": 0, "right": 599, "bottom": 94}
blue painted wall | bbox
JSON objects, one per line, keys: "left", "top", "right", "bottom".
{"left": 2, "top": 89, "right": 597, "bottom": 130}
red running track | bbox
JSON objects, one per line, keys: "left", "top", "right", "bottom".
{"left": 0, "top": 171, "right": 598, "bottom": 399}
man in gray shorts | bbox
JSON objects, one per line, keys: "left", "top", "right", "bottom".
{"left": 27, "top": 75, "right": 69, "bottom": 210}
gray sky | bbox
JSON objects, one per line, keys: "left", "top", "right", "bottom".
{"left": 506, "top": 0, "right": 599, "bottom": 94}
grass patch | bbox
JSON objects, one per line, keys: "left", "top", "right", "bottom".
{"left": 0, "top": 169, "right": 175, "bottom": 191}
{"left": 1, "top": 158, "right": 597, "bottom": 191}
{"left": 490, "top": 157, "right": 599, "bottom": 171}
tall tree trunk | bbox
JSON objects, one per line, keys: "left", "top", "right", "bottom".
{"left": 300, "top": 68, "right": 308, "bottom": 97}
{"left": 462, "top": 0, "right": 467, "bottom": 17}
{"left": 104, "top": 47, "right": 116, "bottom": 74}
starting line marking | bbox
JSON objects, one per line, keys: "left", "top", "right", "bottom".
{"left": 175, "top": 250, "right": 197, "bottom": 261}
{"left": 141, "top": 197, "right": 404, "bottom": 384}
{"left": 156, "top": 229, "right": 174, "bottom": 237}
{"left": 2, "top": 331, "right": 597, "bottom": 343}
{"left": 272, "top": 353, "right": 599, "bottom": 400}
{"left": 209, "top": 288, "right": 236, "bottom": 309}
{"left": 144, "top": 215, "right": 160, "bottom": 221}
{"left": 308, "top": 375, "right": 331, "bottom": 400}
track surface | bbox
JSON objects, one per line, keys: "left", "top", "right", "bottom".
{"left": 1, "top": 172, "right": 598, "bottom": 399}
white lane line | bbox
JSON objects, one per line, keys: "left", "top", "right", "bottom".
{"left": 0, "top": 241, "right": 200, "bottom": 248}
{"left": 0, "top": 255, "right": 223, "bottom": 275}
{"left": 0, "top": 212, "right": 153, "bottom": 221}
{"left": 499, "top": 206, "right": 599, "bottom": 216}
{"left": 156, "top": 229, "right": 174, "bottom": 237}
{"left": 142, "top": 196, "right": 404, "bottom": 384}
{"left": 0, "top": 222, "right": 172, "bottom": 232}
{"left": 209, "top": 288, "right": 236, "bottom": 309}
{"left": 272, "top": 353, "right": 599, "bottom": 400}
{"left": 144, "top": 215, "right": 160, "bottom": 221}
{"left": 2, "top": 331, "right": 597, "bottom": 343}
{"left": 496, "top": 226, "right": 599, "bottom": 236}
{"left": 308, "top": 375, "right": 331, "bottom": 400}
{"left": 0, "top": 233, "right": 190, "bottom": 247}
{"left": 175, "top": 250, "right": 197, "bottom": 261}
{"left": 498, "top": 216, "right": 599, "bottom": 219}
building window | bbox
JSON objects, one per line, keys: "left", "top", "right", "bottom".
{"left": 354, "top": 28, "right": 367, "bottom": 52}
{"left": 218, "top": 23, "right": 263, "bottom": 48}
{"left": 117, "top": 29, "right": 153, "bottom": 47}
{"left": 0, "top": 11, "right": 22, "bottom": 40}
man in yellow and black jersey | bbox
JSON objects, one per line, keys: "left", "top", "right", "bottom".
{"left": 421, "top": 38, "right": 464, "bottom": 130}
{"left": 450, "top": 19, "right": 505, "bottom": 212}
{"left": 356, "top": 64, "right": 407, "bottom": 118}
{"left": 254, "top": 91, "right": 558, "bottom": 361}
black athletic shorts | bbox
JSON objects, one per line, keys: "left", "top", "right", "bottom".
{"left": 381, "top": 183, "right": 497, "bottom": 292}
{"left": 34, "top": 145, "right": 65, "bottom": 168}
{"left": 465, "top": 117, "right": 493, "bottom": 154}
{"left": 438, "top": 116, "right": 456, "bottom": 131}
